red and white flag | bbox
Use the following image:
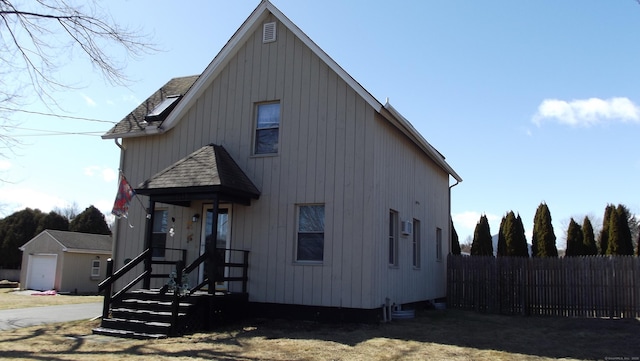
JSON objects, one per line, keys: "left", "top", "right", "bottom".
{"left": 111, "top": 175, "right": 135, "bottom": 218}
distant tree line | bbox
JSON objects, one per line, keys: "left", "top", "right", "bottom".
{"left": 451, "top": 203, "right": 639, "bottom": 257}
{"left": 0, "top": 205, "right": 111, "bottom": 269}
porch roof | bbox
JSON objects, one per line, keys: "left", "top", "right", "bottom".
{"left": 135, "top": 144, "right": 260, "bottom": 206}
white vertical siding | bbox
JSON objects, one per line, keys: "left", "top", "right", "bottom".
{"left": 114, "top": 15, "right": 451, "bottom": 309}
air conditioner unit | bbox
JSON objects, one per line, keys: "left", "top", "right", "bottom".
{"left": 401, "top": 220, "right": 413, "bottom": 236}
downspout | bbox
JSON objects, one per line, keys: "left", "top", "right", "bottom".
{"left": 111, "top": 138, "right": 126, "bottom": 270}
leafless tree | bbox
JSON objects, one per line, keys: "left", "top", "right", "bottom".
{"left": 0, "top": 0, "right": 154, "bottom": 100}
{"left": 0, "top": 0, "right": 155, "bottom": 168}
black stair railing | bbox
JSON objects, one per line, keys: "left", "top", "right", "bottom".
{"left": 182, "top": 248, "right": 250, "bottom": 295}
{"left": 98, "top": 247, "right": 187, "bottom": 321}
{"left": 99, "top": 246, "right": 249, "bottom": 335}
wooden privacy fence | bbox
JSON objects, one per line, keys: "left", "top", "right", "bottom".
{"left": 447, "top": 254, "right": 640, "bottom": 318}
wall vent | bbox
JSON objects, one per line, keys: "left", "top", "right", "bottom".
{"left": 401, "top": 220, "right": 413, "bottom": 236}
{"left": 263, "top": 22, "right": 277, "bottom": 43}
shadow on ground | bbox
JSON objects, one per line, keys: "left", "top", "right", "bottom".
{"left": 0, "top": 309, "right": 637, "bottom": 360}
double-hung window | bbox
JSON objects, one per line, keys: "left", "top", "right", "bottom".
{"left": 296, "top": 204, "right": 325, "bottom": 262}
{"left": 412, "top": 219, "right": 421, "bottom": 268}
{"left": 436, "top": 227, "right": 443, "bottom": 262}
{"left": 389, "top": 210, "right": 398, "bottom": 266}
{"left": 91, "top": 260, "right": 101, "bottom": 279}
{"left": 152, "top": 209, "right": 168, "bottom": 258}
{"left": 254, "top": 102, "right": 280, "bottom": 155}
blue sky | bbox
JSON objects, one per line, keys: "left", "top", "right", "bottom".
{"left": 1, "top": 0, "right": 638, "bottom": 249}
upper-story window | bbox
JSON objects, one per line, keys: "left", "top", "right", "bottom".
{"left": 254, "top": 102, "right": 280, "bottom": 155}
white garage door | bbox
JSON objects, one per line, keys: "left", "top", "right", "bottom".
{"left": 27, "top": 254, "right": 57, "bottom": 291}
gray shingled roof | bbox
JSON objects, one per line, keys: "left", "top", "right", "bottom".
{"left": 103, "top": 75, "right": 199, "bottom": 137}
{"left": 136, "top": 144, "right": 260, "bottom": 205}
{"left": 46, "top": 230, "right": 112, "bottom": 252}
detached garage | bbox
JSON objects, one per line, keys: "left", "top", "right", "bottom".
{"left": 19, "top": 230, "right": 112, "bottom": 293}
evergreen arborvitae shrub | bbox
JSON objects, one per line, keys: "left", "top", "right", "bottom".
{"left": 532, "top": 203, "right": 558, "bottom": 257}
{"left": 503, "top": 213, "right": 516, "bottom": 256}
{"left": 582, "top": 216, "right": 598, "bottom": 256}
{"left": 451, "top": 220, "right": 461, "bottom": 255}
{"left": 607, "top": 204, "right": 634, "bottom": 255}
{"left": 471, "top": 215, "right": 493, "bottom": 256}
{"left": 565, "top": 218, "right": 584, "bottom": 256}
{"left": 599, "top": 204, "right": 615, "bottom": 255}
{"left": 515, "top": 214, "right": 529, "bottom": 257}
{"left": 497, "top": 215, "right": 507, "bottom": 257}
{"left": 69, "top": 205, "right": 112, "bottom": 235}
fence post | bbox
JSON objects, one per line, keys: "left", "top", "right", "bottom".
{"left": 101, "top": 258, "right": 114, "bottom": 321}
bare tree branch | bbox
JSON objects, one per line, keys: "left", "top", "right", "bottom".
{"left": 0, "top": 0, "right": 156, "bottom": 104}
{"left": 0, "top": 0, "right": 156, "bottom": 169}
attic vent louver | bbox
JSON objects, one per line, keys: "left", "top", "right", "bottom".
{"left": 263, "top": 22, "right": 276, "bottom": 43}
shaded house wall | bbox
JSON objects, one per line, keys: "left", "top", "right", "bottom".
{"left": 113, "top": 12, "right": 452, "bottom": 309}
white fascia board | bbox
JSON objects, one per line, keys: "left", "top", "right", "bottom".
{"left": 19, "top": 230, "right": 66, "bottom": 252}
{"left": 63, "top": 248, "right": 112, "bottom": 255}
{"left": 383, "top": 102, "right": 462, "bottom": 182}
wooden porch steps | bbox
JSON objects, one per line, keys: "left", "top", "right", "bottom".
{"left": 93, "top": 289, "right": 250, "bottom": 339}
{"left": 93, "top": 289, "right": 196, "bottom": 339}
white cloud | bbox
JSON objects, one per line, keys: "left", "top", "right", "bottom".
{"left": 85, "top": 166, "right": 117, "bottom": 182}
{"left": 0, "top": 186, "right": 68, "bottom": 216}
{"left": 532, "top": 97, "right": 640, "bottom": 127}
{"left": 453, "top": 211, "right": 501, "bottom": 231}
{"left": 0, "top": 159, "right": 11, "bottom": 171}
{"left": 81, "top": 93, "right": 97, "bottom": 107}
{"left": 102, "top": 168, "right": 117, "bottom": 182}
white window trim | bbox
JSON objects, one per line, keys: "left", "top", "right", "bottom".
{"left": 389, "top": 210, "right": 399, "bottom": 267}
{"left": 151, "top": 209, "right": 169, "bottom": 260}
{"left": 412, "top": 219, "right": 421, "bottom": 269}
{"left": 252, "top": 101, "right": 281, "bottom": 156}
{"left": 90, "top": 260, "right": 101, "bottom": 279}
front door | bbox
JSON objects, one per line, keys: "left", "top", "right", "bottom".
{"left": 198, "top": 205, "right": 231, "bottom": 291}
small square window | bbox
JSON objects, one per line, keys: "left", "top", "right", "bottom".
{"left": 91, "top": 260, "right": 101, "bottom": 279}
{"left": 254, "top": 102, "right": 280, "bottom": 155}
